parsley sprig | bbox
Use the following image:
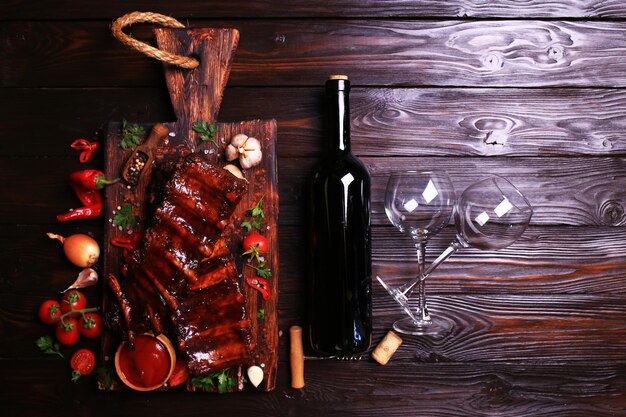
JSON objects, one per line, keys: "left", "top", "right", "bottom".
{"left": 119, "top": 119, "right": 145, "bottom": 149}
{"left": 241, "top": 195, "right": 265, "bottom": 232}
{"left": 191, "top": 368, "right": 237, "bottom": 393}
{"left": 192, "top": 120, "right": 218, "bottom": 146}
{"left": 112, "top": 203, "right": 141, "bottom": 230}
{"left": 36, "top": 335, "right": 64, "bottom": 358}
{"left": 246, "top": 260, "right": 271, "bottom": 278}
{"left": 97, "top": 367, "right": 113, "bottom": 390}
{"left": 257, "top": 309, "right": 265, "bottom": 319}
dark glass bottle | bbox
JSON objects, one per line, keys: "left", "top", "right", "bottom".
{"left": 308, "top": 75, "right": 372, "bottom": 356}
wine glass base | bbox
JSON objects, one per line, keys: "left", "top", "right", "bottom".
{"left": 392, "top": 315, "right": 451, "bottom": 337}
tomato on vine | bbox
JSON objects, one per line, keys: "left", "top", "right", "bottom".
{"left": 38, "top": 300, "right": 62, "bottom": 324}
{"left": 56, "top": 318, "right": 80, "bottom": 345}
{"left": 78, "top": 312, "right": 102, "bottom": 338}
{"left": 60, "top": 290, "right": 87, "bottom": 317}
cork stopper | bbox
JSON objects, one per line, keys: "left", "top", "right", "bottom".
{"left": 289, "top": 325, "right": 305, "bottom": 389}
{"left": 328, "top": 74, "right": 349, "bottom": 80}
{"left": 371, "top": 331, "right": 403, "bottom": 365}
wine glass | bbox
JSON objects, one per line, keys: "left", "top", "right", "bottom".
{"left": 378, "top": 171, "right": 456, "bottom": 336}
{"left": 377, "top": 175, "right": 533, "bottom": 335}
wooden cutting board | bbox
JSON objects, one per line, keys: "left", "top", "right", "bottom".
{"left": 99, "top": 27, "right": 279, "bottom": 392}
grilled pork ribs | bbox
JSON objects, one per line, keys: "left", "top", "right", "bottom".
{"left": 106, "top": 154, "right": 253, "bottom": 375}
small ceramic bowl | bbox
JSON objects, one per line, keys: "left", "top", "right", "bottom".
{"left": 114, "top": 333, "right": 176, "bottom": 391}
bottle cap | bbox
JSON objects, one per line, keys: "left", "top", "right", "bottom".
{"left": 328, "top": 75, "right": 349, "bottom": 80}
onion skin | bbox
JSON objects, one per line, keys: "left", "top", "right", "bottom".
{"left": 47, "top": 233, "right": 100, "bottom": 268}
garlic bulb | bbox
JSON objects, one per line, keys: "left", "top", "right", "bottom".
{"left": 225, "top": 133, "right": 262, "bottom": 169}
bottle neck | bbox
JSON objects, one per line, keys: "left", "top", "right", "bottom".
{"left": 326, "top": 81, "right": 351, "bottom": 153}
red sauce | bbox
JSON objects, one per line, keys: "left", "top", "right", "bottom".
{"left": 118, "top": 334, "right": 171, "bottom": 389}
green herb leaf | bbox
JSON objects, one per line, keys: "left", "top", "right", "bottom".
{"left": 112, "top": 203, "right": 141, "bottom": 230}
{"left": 96, "top": 367, "right": 113, "bottom": 390}
{"left": 241, "top": 195, "right": 265, "bottom": 232}
{"left": 191, "top": 368, "right": 236, "bottom": 394}
{"left": 246, "top": 263, "right": 272, "bottom": 278}
{"left": 257, "top": 309, "right": 265, "bottom": 319}
{"left": 240, "top": 221, "right": 252, "bottom": 232}
{"left": 119, "top": 119, "right": 145, "bottom": 150}
{"left": 192, "top": 120, "right": 218, "bottom": 146}
{"left": 36, "top": 335, "right": 64, "bottom": 359}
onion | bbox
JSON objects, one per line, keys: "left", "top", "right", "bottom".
{"left": 47, "top": 233, "right": 100, "bottom": 268}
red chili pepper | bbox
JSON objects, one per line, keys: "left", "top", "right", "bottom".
{"left": 57, "top": 170, "right": 119, "bottom": 222}
{"left": 70, "top": 139, "right": 100, "bottom": 163}
{"left": 246, "top": 277, "right": 271, "bottom": 301}
{"left": 69, "top": 170, "right": 118, "bottom": 191}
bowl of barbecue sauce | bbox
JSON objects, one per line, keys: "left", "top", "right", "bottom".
{"left": 115, "top": 333, "right": 176, "bottom": 391}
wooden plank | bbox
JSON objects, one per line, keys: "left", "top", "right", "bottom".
{"left": 5, "top": 87, "right": 626, "bottom": 158}
{"left": 373, "top": 294, "right": 626, "bottom": 362}
{"left": 3, "top": 1, "right": 626, "bottom": 19}
{"left": 3, "top": 222, "right": 626, "bottom": 297}
{"left": 1, "top": 156, "right": 625, "bottom": 226}
{"left": 279, "top": 156, "right": 626, "bottom": 227}
{"left": 4, "top": 20, "right": 626, "bottom": 87}
{"left": 2, "top": 359, "right": 625, "bottom": 416}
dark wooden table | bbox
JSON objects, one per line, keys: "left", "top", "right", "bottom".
{"left": 2, "top": 1, "right": 626, "bottom": 416}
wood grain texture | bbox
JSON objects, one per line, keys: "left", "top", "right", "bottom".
{"left": 4, "top": 87, "right": 626, "bottom": 158}
{"left": 2, "top": 359, "right": 625, "bottom": 417}
{"left": 3, "top": 0, "right": 626, "bottom": 19}
{"left": 4, "top": 20, "right": 626, "bottom": 87}
{"left": 154, "top": 27, "right": 239, "bottom": 145}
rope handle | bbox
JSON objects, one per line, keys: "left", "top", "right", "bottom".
{"left": 111, "top": 11, "right": 200, "bottom": 69}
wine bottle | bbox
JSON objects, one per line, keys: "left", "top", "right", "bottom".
{"left": 308, "top": 75, "right": 373, "bottom": 356}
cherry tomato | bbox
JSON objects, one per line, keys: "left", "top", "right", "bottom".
{"left": 55, "top": 317, "right": 80, "bottom": 345}
{"left": 38, "top": 299, "right": 62, "bottom": 324}
{"left": 70, "top": 349, "right": 96, "bottom": 381}
{"left": 243, "top": 233, "right": 268, "bottom": 255}
{"left": 78, "top": 312, "right": 102, "bottom": 338}
{"left": 61, "top": 290, "right": 86, "bottom": 317}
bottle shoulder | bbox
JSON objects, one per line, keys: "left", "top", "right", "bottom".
{"left": 311, "top": 153, "right": 370, "bottom": 180}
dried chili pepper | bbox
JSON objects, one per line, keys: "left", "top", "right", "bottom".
{"left": 70, "top": 139, "right": 100, "bottom": 163}
{"left": 246, "top": 277, "right": 271, "bottom": 301}
{"left": 110, "top": 232, "right": 141, "bottom": 251}
{"left": 57, "top": 170, "right": 118, "bottom": 222}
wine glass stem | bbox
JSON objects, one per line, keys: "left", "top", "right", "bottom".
{"left": 415, "top": 240, "right": 429, "bottom": 321}
{"left": 399, "top": 239, "right": 465, "bottom": 299}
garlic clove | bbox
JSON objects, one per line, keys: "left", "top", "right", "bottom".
{"left": 247, "top": 365, "right": 264, "bottom": 388}
{"left": 223, "top": 164, "right": 246, "bottom": 180}
{"left": 230, "top": 133, "right": 249, "bottom": 147}
{"left": 62, "top": 268, "right": 98, "bottom": 292}
{"left": 225, "top": 144, "right": 239, "bottom": 161}
{"left": 239, "top": 137, "right": 263, "bottom": 169}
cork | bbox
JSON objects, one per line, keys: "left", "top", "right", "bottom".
{"left": 289, "top": 325, "right": 305, "bottom": 388}
{"left": 371, "top": 331, "right": 403, "bottom": 365}
{"left": 328, "top": 74, "right": 349, "bottom": 80}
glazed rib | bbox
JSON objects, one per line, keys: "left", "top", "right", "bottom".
{"left": 107, "top": 154, "right": 253, "bottom": 374}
